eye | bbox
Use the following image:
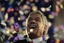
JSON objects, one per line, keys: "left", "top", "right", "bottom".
{"left": 28, "top": 17, "right": 33, "bottom": 21}
{"left": 35, "top": 17, "right": 40, "bottom": 22}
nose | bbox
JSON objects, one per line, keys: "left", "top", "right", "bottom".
{"left": 30, "top": 22, "right": 35, "bottom": 24}
{"left": 31, "top": 19, "right": 36, "bottom": 22}
{"left": 29, "top": 19, "right": 36, "bottom": 24}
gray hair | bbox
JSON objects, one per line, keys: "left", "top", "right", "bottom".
{"left": 26, "top": 11, "right": 49, "bottom": 35}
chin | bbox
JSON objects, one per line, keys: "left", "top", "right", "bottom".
{"left": 28, "top": 33, "right": 38, "bottom": 39}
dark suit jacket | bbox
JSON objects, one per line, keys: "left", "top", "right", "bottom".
{"left": 14, "top": 39, "right": 30, "bottom": 43}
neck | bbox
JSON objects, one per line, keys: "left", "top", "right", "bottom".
{"left": 29, "top": 33, "right": 42, "bottom": 39}
{"left": 33, "top": 36, "right": 42, "bottom": 40}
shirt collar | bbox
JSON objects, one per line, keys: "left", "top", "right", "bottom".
{"left": 32, "top": 37, "right": 43, "bottom": 43}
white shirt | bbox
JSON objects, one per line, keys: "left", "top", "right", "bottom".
{"left": 32, "top": 37, "right": 46, "bottom": 43}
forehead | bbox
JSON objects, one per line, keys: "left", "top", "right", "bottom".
{"left": 29, "top": 14, "right": 42, "bottom": 18}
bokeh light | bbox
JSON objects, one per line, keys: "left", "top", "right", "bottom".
{"left": 22, "top": 21, "right": 26, "bottom": 26}
{"left": 41, "top": 7, "right": 46, "bottom": 12}
{"left": 20, "top": 15, "right": 26, "bottom": 20}
{"left": 9, "top": 0, "right": 14, "bottom": 5}
{"left": 1, "top": 20, "right": 6, "bottom": 26}
{"left": 0, "top": 0, "right": 56, "bottom": 43}
{"left": 30, "top": 0, "right": 33, "bottom": 2}
{"left": 44, "top": 0, "right": 49, "bottom": 3}
{"left": 20, "top": 0, "right": 24, "bottom": 2}
{"left": 48, "top": 14, "right": 54, "bottom": 19}
{"left": 48, "top": 22, "right": 52, "bottom": 27}
{"left": 9, "top": 17, "right": 14, "bottom": 25}
{"left": 18, "top": 17, "right": 21, "bottom": 21}
{"left": 4, "top": 13, "right": 8, "bottom": 21}
{"left": 46, "top": 8, "right": 50, "bottom": 11}
{"left": 1, "top": 7, "right": 5, "bottom": 11}
{"left": 24, "top": 10, "right": 29, "bottom": 14}
{"left": 32, "top": 6, "right": 38, "bottom": 11}
{"left": 35, "top": 0, "right": 39, "bottom": 3}
{"left": 60, "top": 4, "right": 63, "bottom": 9}
{"left": 56, "top": 5, "right": 60, "bottom": 13}
{"left": 56, "top": 1, "right": 60, "bottom": 5}
{"left": 19, "top": 10, "right": 24, "bottom": 15}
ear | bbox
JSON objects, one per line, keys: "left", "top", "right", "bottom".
{"left": 44, "top": 25, "right": 47, "bottom": 31}
{"left": 43, "top": 25, "right": 47, "bottom": 35}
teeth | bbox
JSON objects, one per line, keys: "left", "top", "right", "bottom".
{"left": 30, "top": 29, "right": 33, "bottom": 32}
{"left": 30, "top": 26, "right": 35, "bottom": 27}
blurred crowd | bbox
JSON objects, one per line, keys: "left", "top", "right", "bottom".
{"left": 0, "top": 0, "right": 53, "bottom": 43}
{"left": 0, "top": 0, "right": 56, "bottom": 43}
{"left": 0, "top": 0, "right": 64, "bottom": 43}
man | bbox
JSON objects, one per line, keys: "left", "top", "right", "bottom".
{"left": 14, "top": 11, "right": 49, "bottom": 43}
{"left": 26, "top": 11, "right": 49, "bottom": 43}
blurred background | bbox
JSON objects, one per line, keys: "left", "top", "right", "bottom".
{"left": 0, "top": 0, "right": 64, "bottom": 43}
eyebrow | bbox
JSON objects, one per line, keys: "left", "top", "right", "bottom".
{"left": 35, "top": 17, "right": 41, "bottom": 21}
{"left": 29, "top": 17, "right": 33, "bottom": 19}
{"left": 29, "top": 16, "right": 41, "bottom": 19}
{"left": 35, "top": 17, "right": 40, "bottom": 19}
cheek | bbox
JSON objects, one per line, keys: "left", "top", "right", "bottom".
{"left": 27, "top": 25, "right": 30, "bottom": 31}
{"left": 27, "top": 22, "right": 30, "bottom": 26}
{"left": 39, "top": 24, "right": 45, "bottom": 33}
{"left": 39, "top": 27, "right": 44, "bottom": 33}
{"left": 37, "top": 28, "right": 44, "bottom": 36}
{"left": 38, "top": 23, "right": 44, "bottom": 29}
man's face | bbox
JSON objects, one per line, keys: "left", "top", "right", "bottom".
{"left": 27, "top": 14, "right": 45, "bottom": 38}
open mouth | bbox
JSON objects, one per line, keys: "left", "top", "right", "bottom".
{"left": 28, "top": 24, "right": 37, "bottom": 32}
{"left": 29, "top": 25, "right": 37, "bottom": 29}
{"left": 28, "top": 23, "right": 38, "bottom": 33}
